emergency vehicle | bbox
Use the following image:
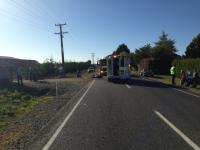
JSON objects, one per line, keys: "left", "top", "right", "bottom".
{"left": 107, "top": 53, "right": 131, "bottom": 81}
{"left": 97, "top": 58, "right": 107, "bottom": 77}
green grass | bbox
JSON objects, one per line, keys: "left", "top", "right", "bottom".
{"left": 0, "top": 89, "right": 52, "bottom": 129}
{"left": 153, "top": 75, "right": 180, "bottom": 85}
{"left": 152, "top": 75, "right": 200, "bottom": 94}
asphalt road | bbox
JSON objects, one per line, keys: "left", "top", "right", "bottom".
{"left": 39, "top": 78, "right": 200, "bottom": 150}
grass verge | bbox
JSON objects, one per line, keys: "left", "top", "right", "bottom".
{"left": 151, "top": 75, "right": 200, "bottom": 94}
{"left": 0, "top": 89, "right": 52, "bottom": 129}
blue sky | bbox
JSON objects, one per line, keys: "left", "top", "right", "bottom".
{"left": 0, "top": 0, "right": 199, "bottom": 63}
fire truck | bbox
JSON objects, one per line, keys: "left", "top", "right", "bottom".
{"left": 97, "top": 58, "right": 107, "bottom": 77}
{"left": 107, "top": 53, "right": 131, "bottom": 81}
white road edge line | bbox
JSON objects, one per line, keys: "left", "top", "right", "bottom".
{"left": 126, "top": 84, "right": 131, "bottom": 89}
{"left": 43, "top": 80, "right": 95, "bottom": 150}
{"left": 173, "top": 88, "right": 200, "bottom": 98}
{"left": 154, "top": 110, "right": 200, "bottom": 150}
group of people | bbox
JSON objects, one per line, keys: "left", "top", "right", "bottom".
{"left": 170, "top": 65, "right": 200, "bottom": 87}
{"left": 16, "top": 67, "right": 37, "bottom": 86}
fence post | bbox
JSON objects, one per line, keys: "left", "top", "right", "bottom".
{"left": 56, "top": 81, "right": 58, "bottom": 100}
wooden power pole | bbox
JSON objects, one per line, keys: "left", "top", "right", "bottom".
{"left": 55, "top": 23, "right": 68, "bottom": 65}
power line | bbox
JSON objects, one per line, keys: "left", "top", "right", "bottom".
{"left": 23, "top": 0, "right": 58, "bottom": 23}
{"left": 5, "top": 0, "right": 49, "bottom": 27}
{"left": 8, "top": 0, "right": 42, "bottom": 20}
{"left": 0, "top": 7, "right": 44, "bottom": 31}
{"left": 55, "top": 23, "right": 68, "bottom": 65}
{"left": 35, "top": 0, "right": 59, "bottom": 23}
{"left": 8, "top": 0, "right": 56, "bottom": 25}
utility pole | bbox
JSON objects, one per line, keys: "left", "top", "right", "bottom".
{"left": 55, "top": 23, "right": 68, "bottom": 66}
{"left": 91, "top": 53, "right": 95, "bottom": 66}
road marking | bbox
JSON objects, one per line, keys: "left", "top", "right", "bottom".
{"left": 126, "top": 84, "right": 131, "bottom": 89}
{"left": 173, "top": 88, "right": 200, "bottom": 98}
{"left": 43, "top": 80, "right": 95, "bottom": 150}
{"left": 154, "top": 110, "right": 200, "bottom": 150}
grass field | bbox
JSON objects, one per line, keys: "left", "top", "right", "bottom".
{"left": 0, "top": 88, "right": 52, "bottom": 129}
{"left": 0, "top": 72, "right": 93, "bottom": 129}
{"left": 0, "top": 73, "right": 92, "bottom": 149}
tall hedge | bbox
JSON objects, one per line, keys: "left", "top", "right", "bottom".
{"left": 172, "top": 58, "right": 200, "bottom": 77}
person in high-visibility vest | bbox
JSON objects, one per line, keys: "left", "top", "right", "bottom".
{"left": 170, "top": 65, "right": 176, "bottom": 84}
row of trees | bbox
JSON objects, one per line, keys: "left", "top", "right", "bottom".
{"left": 113, "top": 32, "right": 200, "bottom": 74}
{"left": 38, "top": 32, "right": 200, "bottom": 77}
{"left": 39, "top": 58, "right": 91, "bottom": 77}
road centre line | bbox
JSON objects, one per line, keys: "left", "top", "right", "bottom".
{"left": 173, "top": 88, "right": 200, "bottom": 98}
{"left": 154, "top": 110, "right": 200, "bottom": 150}
{"left": 43, "top": 80, "right": 95, "bottom": 150}
{"left": 126, "top": 84, "right": 131, "bottom": 89}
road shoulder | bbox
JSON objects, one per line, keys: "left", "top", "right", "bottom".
{"left": 142, "top": 76, "right": 200, "bottom": 98}
{"left": 25, "top": 79, "right": 94, "bottom": 150}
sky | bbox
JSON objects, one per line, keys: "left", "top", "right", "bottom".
{"left": 0, "top": 0, "right": 200, "bottom": 63}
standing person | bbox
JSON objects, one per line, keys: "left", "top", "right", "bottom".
{"left": 180, "top": 70, "right": 186, "bottom": 86}
{"left": 29, "top": 66, "right": 33, "bottom": 81}
{"left": 77, "top": 69, "right": 81, "bottom": 78}
{"left": 17, "top": 67, "right": 23, "bottom": 85}
{"left": 170, "top": 65, "right": 176, "bottom": 85}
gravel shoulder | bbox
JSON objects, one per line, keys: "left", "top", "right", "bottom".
{"left": 0, "top": 77, "right": 91, "bottom": 150}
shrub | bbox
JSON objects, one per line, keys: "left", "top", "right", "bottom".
{"left": 172, "top": 58, "right": 200, "bottom": 77}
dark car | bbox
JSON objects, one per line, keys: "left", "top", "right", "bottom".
{"left": 140, "top": 69, "right": 154, "bottom": 77}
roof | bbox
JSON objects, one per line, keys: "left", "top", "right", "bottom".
{"left": 0, "top": 56, "right": 40, "bottom": 69}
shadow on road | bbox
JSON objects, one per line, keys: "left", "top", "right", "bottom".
{"left": 112, "top": 78, "right": 170, "bottom": 89}
{"left": 151, "top": 75, "right": 164, "bottom": 79}
{"left": 130, "top": 78, "right": 170, "bottom": 88}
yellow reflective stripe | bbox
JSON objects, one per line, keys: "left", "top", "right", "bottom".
{"left": 119, "top": 67, "right": 130, "bottom": 71}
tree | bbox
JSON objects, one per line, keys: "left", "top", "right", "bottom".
{"left": 40, "top": 57, "right": 59, "bottom": 77}
{"left": 151, "top": 31, "right": 179, "bottom": 74}
{"left": 115, "top": 43, "right": 130, "bottom": 55}
{"left": 185, "top": 33, "right": 200, "bottom": 58}
{"left": 134, "top": 44, "right": 152, "bottom": 64}
{"left": 152, "top": 31, "right": 177, "bottom": 59}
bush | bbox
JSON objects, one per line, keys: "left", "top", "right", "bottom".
{"left": 173, "top": 58, "right": 200, "bottom": 77}
{"left": 63, "top": 61, "right": 91, "bottom": 73}
{"left": 38, "top": 58, "right": 91, "bottom": 78}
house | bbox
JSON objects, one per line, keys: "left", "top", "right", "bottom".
{"left": 138, "top": 58, "right": 155, "bottom": 71}
{"left": 0, "top": 56, "right": 40, "bottom": 81}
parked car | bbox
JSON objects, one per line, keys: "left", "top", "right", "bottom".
{"left": 87, "top": 67, "right": 95, "bottom": 73}
{"left": 140, "top": 69, "right": 154, "bottom": 77}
